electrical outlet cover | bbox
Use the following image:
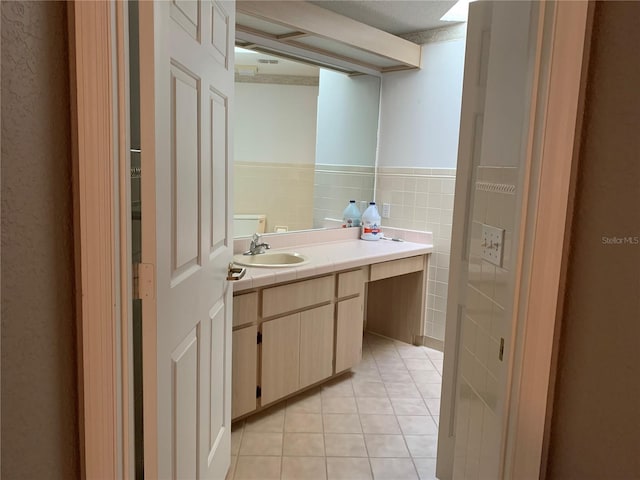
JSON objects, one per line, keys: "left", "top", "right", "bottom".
{"left": 482, "top": 224, "right": 505, "bottom": 267}
{"left": 382, "top": 203, "right": 391, "bottom": 218}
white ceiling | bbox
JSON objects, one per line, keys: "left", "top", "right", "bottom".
{"left": 308, "top": 0, "right": 459, "bottom": 35}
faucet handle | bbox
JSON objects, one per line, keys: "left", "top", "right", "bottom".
{"left": 252, "top": 233, "right": 261, "bottom": 244}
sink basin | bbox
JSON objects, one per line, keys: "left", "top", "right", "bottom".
{"left": 233, "top": 252, "right": 309, "bottom": 268}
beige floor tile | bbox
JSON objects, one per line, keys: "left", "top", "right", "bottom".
{"left": 285, "top": 412, "right": 324, "bottom": 433}
{"left": 231, "top": 337, "right": 443, "bottom": 479}
{"left": 352, "top": 361, "right": 380, "bottom": 372}
{"left": 404, "top": 435, "right": 438, "bottom": 458}
{"left": 410, "top": 370, "right": 442, "bottom": 384}
{"left": 379, "top": 371, "right": 413, "bottom": 384}
{"left": 239, "top": 432, "right": 283, "bottom": 456}
{"left": 390, "top": 398, "right": 429, "bottom": 416}
{"left": 323, "top": 413, "right": 363, "bottom": 434}
{"left": 403, "top": 358, "right": 437, "bottom": 371}
{"left": 324, "top": 433, "right": 368, "bottom": 457}
{"left": 424, "top": 348, "right": 443, "bottom": 360}
{"left": 322, "top": 396, "right": 358, "bottom": 414}
{"left": 231, "top": 426, "right": 243, "bottom": 456}
{"left": 364, "top": 435, "right": 410, "bottom": 458}
{"left": 413, "top": 458, "right": 437, "bottom": 479}
{"left": 356, "top": 397, "right": 394, "bottom": 415}
{"left": 234, "top": 456, "right": 281, "bottom": 480}
{"left": 384, "top": 382, "right": 421, "bottom": 398}
{"left": 287, "top": 389, "right": 322, "bottom": 413}
{"left": 396, "top": 345, "right": 428, "bottom": 359}
{"left": 416, "top": 384, "right": 442, "bottom": 399}
{"left": 225, "top": 456, "right": 237, "bottom": 480}
{"left": 353, "top": 380, "right": 388, "bottom": 398}
{"left": 397, "top": 416, "right": 438, "bottom": 435}
{"left": 351, "top": 368, "right": 383, "bottom": 383}
{"left": 372, "top": 352, "right": 402, "bottom": 363}
{"left": 359, "top": 414, "right": 401, "bottom": 434}
{"left": 375, "top": 361, "right": 408, "bottom": 373}
{"left": 282, "top": 456, "right": 327, "bottom": 480}
{"left": 424, "top": 399, "right": 441, "bottom": 416}
{"left": 244, "top": 406, "right": 285, "bottom": 433}
{"left": 370, "top": 458, "right": 419, "bottom": 480}
{"left": 326, "top": 457, "right": 372, "bottom": 480}
{"left": 283, "top": 432, "right": 325, "bottom": 457}
{"left": 321, "top": 377, "right": 355, "bottom": 397}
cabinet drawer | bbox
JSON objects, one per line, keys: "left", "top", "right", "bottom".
{"left": 369, "top": 255, "right": 424, "bottom": 282}
{"left": 262, "top": 275, "right": 334, "bottom": 318}
{"left": 233, "top": 292, "right": 258, "bottom": 327}
{"left": 337, "top": 269, "right": 365, "bottom": 299}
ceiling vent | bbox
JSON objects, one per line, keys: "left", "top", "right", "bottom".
{"left": 258, "top": 59, "right": 279, "bottom": 64}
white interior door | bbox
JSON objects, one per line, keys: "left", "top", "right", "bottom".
{"left": 139, "top": 1, "right": 235, "bottom": 478}
{"left": 439, "top": 2, "right": 539, "bottom": 479}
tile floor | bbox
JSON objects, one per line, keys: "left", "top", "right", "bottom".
{"left": 227, "top": 332, "right": 444, "bottom": 480}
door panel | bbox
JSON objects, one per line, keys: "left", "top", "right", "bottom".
{"left": 172, "top": 330, "right": 199, "bottom": 480}
{"left": 139, "top": 1, "right": 235, "bottom": 478}
{"left": 171, "top": 64, "right": 201, "bottom": 277}
{"left": 209, "top": 89, "right": 228, "bottom": 253}
{"left": 440, "top": 2, "right": 539, "bottom": 479}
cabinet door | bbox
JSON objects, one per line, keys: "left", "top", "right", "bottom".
{"left": 232, "top": 325, "right": 258, "bottom": 419}
{"left": 335, "top": 296, "right": 364, "bottom": 373}
{"left": 261, "top": 313, "right": 300, "bottom": 405}
{"left": 299, "top": 304, "right": 335, "bottom": 389}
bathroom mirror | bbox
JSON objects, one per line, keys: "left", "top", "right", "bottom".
{"left": 234, "top": 47, "right": 381, "bottom": 237}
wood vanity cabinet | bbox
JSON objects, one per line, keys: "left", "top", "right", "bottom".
{"left": 261, "top": 303, "right": 334, "bottom": 405}
{"left": 231, "top": 292, "right": 259, "bottom": 419}
{"left": 231, "top": 270, "right": 365, "bottom": 419}
{"left": 335, "top": 270, "right": 366, "bottom": 373}
{"left": 232, "top": 325, "right": 258, "bottom": 419}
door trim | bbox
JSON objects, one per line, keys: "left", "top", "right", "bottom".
{"left": 68, "top": 1, "right": 118, "bottom": 478}
{"left": 68, "top": 1, "right": 132, "bottom": 478}
{"left": 505, "top": 2, "right": 594, "bottom": 479}
{"left": 439, "top": 1, "right": 594, "bottom": 479}
{"left": 137, "top": 2, "right": 159, "bottom": 478}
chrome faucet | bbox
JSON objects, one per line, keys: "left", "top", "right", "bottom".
{"left": 244, "top": 233, "right": 271, "bottom": 255}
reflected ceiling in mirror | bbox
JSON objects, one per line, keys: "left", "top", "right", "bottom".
{"left": 234, "top": 47, "right": 381, "bottom": 238}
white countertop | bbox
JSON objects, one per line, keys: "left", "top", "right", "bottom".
{"left": 232, "top": 239, "right": 433, "bottom": 292}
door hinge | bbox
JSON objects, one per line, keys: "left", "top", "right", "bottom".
{"left": 257, "top": 332, "right": 262, "bottom": 344}
{"left": 133, "top": 263, "right": 155, "bottom": 300}
{"left": 499, "top": 337, "right": 505, "bottom": 361}
{"left": 256, "top": 386, "right": 261, "bottom": 398}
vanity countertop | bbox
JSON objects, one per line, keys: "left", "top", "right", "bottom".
{"left": 232, "top": 238, "right": 433, "bottom": 292}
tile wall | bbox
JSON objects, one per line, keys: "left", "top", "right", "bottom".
{"left": 235, "top": 162, "right": 315, "bottom": 233}
{"left": 313, "top": 165, "right": 376, "bottom": 228}
{"left": 453, "top": 166, "right": 518, "bottom": 479}
{"left": 374, "top": 167, "right": 457, "bottom": 343}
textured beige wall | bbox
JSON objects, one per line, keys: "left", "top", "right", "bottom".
{"left": 546, "top": 2, "right": 640, "bottom": 479}
{"left": 1, "top": 2, "right": 79, "bottom": 479}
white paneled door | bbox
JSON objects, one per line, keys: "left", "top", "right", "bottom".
{"left": 139, "top": 1, "right": 235, "bottom": 478}
{"left": 440, "top": 2, "right": 540, "bottom": 479}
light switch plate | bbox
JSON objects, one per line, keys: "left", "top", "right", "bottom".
{"left": 482, "top": 224, "right": 505, "bottom": 267}
{"left": 382, "top": 203, "right": 391, "bottom": 218}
